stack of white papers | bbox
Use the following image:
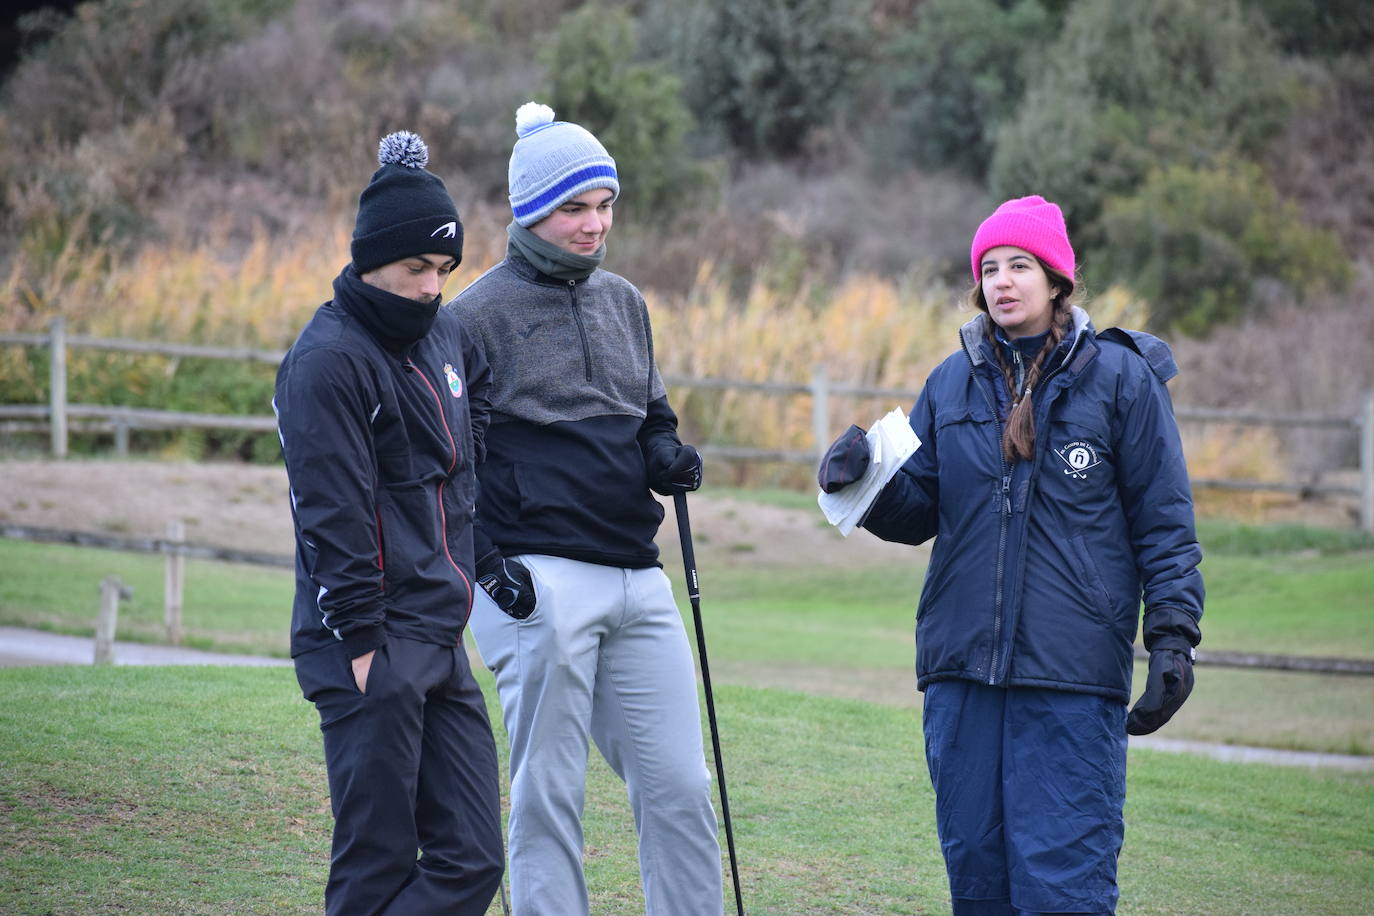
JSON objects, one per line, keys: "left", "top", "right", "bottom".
{"left": 817, "top": 407, "right": 922, "bottom": 536}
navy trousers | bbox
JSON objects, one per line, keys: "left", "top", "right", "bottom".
{"left": 921, "top": 680, "right": 1128, "bottom": 916}
{"left": 295, "top": 636, "right": 505, "bottom": 916}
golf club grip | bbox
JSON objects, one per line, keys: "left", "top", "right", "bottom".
{"left": 673, "top": 492, "right": 699, "bottom": 601}
{"left": 674, "top": 492, "right": 745, "bottom": 915}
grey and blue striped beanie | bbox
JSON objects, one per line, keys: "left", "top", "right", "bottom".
{"left": 507, "top": 102, "right": 619, "bottom": 227}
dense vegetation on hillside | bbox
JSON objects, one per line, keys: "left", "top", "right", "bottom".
{"left": 4, "top": 0, "right": 1371, "bottom": 321}
{"left": 1, "top": 0, "right": 1371, "bottom": 478}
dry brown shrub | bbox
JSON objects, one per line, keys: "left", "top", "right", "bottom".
{"left": 647, "top": 264, "right": 967, "bottom": 486}
{"left": 1172, "top": 270, "right": 1374, "bottom": 475}
{"left": 1267, "top": 55, "right": 1374, "bottom": 257}
{"left": 1182, "top": 424, "right": 1294, "bottom": 522}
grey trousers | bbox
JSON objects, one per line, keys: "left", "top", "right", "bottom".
{"left": 469, "top": 554, "right": 723, "bottom": 916}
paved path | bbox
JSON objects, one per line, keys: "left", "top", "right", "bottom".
{"left": 2, "top": 627, "right": 1370, "bottom": 771}
{"left": 0, "top": 626, "right": 290, "bottom": 668}
{"left": 1129, "top": 735, "right": 1374, "bottom": 772}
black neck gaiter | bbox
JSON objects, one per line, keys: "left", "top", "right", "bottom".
{"left": 333, "top": 264, "right": 440, "bottom": 354}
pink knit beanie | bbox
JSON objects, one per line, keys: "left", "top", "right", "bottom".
{"left": 969, "top": 195, "right": 1075, "bottom": 286}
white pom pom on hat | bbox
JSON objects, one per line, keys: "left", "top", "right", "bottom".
{"left": 514, "top": 102, "right": 556, "bottom": 138}
{"left": 508, "top": 101, "right": 619, "bottom": 226}
{"left": 377, "top": 130, "right": 429, "bottom": 169}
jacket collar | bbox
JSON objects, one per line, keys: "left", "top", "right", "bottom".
{"left": 504, "top": 249, "right": 595, "bottom": 288}
{"left": 961, "top": 306, "right": 1095, "bottom": 376}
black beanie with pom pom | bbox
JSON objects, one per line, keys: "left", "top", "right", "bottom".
{"left": 351, "top": 130, "right": 463, "bottom": 274}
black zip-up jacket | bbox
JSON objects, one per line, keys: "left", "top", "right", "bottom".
{"left": 448, "top": 252, "right": 683, "bottom": 568}
{"left": 275, "top": 265, "right": 491, "bottom": 658}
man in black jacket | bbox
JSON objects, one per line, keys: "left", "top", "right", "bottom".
{"left": 274, "top": 130, "right": 503, "bottom": 916}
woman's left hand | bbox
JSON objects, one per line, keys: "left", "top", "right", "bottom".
{"left": 1126, "top": 648, "right": 1195, "bottom": 735}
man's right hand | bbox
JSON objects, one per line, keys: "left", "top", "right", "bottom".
{"left": 351, "top": 649, "right": 375, "bottom": 694}
{"left": 476, "top": 550, "right": 537, "bottom": 620}
{"left": 817, "top": 424, "right": 872, "bottom": 493}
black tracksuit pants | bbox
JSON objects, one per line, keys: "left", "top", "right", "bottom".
{"left": 295, "top": 636, "right": 504, "bottom": 916}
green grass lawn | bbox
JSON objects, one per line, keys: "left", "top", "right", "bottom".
{"left": 0, "top": 665, "right": 1370, "bottom": 915}
{"left": 0, "top": 538, "right": 290, "bottom": 655}
{"left": 1, "top": 511, "right": 1372, "bottom": 912}
{"left": 6, "top": 518, "right": 1370, "bottom": 662}
{"left": 2, "top": 514, "right": 1373, "bottom": 753}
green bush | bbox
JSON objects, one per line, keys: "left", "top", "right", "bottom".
{"left": 0, "top": 0, "right": 291, "bottom": 270}
{"left": 0, "top": 345, "right": 280, "bottom": 461}
{"left": 872, "top": 0, "right": 1053, "bottom": 179}
{"left": 0, "top": 0, "right": 536, "bottom": 279}
{"left": 3, "top": 0, "right": 291, "bottom": 146}
{"left": 1097, "top": 160, "right": 1352, "bottom": 336}
{"left": 542, "top": 5, "right": 708, "bottom": 223}
{"left": 653, "top": 0, "right": 872, "bottom": 158}
{"left": 989, "top": 0, "right": 1296, "bottom": 240}
{"left": 1248, "top": 0, "right": 1374, "bottom": 56}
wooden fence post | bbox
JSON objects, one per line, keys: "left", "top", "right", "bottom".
{"left": 95, "top": 575, "right": 129, "bottom": 664}
{"left": 811, "top": 364, "right": 830, "bottom": 467}
{"left": 1361, "top": 390, "right": 1374, "bottom": 534}
{"left": 165, "top": 520, "right": 185, "bottom": 645}
{"left": 49, "top": 316, "right": 67, "bottom": 460}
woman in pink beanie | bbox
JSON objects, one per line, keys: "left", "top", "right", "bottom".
{"left": 818, "top": 195, "right": 1204, "bottom": 914}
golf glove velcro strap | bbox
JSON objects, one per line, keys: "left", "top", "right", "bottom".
{"left": 1126, "top": 647, "right": 1194, "bottom": 735}
{"left": 476, "top": 550, "right": 536, "bottom": 620}
{"left": 648, "top": 443, "right": 703, "bottom": 496}
{"left": 817, "top": 424, "right": 871, "bottom": 493}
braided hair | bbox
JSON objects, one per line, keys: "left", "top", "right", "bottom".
{"left": 969, "top": 260, "right": 1075, "bottom": 463}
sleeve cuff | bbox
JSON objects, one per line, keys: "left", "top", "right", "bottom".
{"left": 341, "top": 624, "right": 387, "bottom": 659}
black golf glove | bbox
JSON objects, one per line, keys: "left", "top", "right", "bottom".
{"left": 475, "top": 550, "right": 536, "bottom": 620}
{"left": 817, "top": 424, "right": 871, "bottom": 493}
{"left": 1126, "top": 647, "right": 1195, "bottom": 735}
{"left": 648, "top": 443, "right": 703, "bottom": 496}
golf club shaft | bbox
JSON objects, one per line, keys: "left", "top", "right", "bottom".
{"left": 674, "top": 491, "right": 745, "bottom": 916}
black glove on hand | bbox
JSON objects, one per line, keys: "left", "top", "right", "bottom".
{"left": 817, "top": 424, "right": 871, "bottom": 494}
{"left": 1126, "top": 647, "right": 1195, "bottom": 735}
{"left": 648, "top": 443, "right": 703, "bottom": 496}
{"left": 476, "top": 550, "right": 536, "bottom": 620}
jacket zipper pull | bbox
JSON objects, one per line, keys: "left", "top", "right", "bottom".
{"left": 1002, "top": 475, "right": 1012, "bottom": 514}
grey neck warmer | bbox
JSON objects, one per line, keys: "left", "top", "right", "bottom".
{"left": 506, "top": 221, "right": 605, "bottom": 282}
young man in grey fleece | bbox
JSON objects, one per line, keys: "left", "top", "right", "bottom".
{"left": 446, "top": 102, "right": 723, "bottom": 916}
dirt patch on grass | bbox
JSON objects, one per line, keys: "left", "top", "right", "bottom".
{"left": 1, "top": 460, "right": 296, "bottom": 557}
{"left": 0, "top": 459, "right": 921, "bottom": 572}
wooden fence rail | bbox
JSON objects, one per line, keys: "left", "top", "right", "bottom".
{"left": 3, "top": 318, "right": 1373, "bottom": 530}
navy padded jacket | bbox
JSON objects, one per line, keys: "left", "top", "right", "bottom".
{"left": 275, "top": 266, "right": 492, "bottom": 659}
{"left": 864, "top": 308, "right": 1203, "bottom": 702}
